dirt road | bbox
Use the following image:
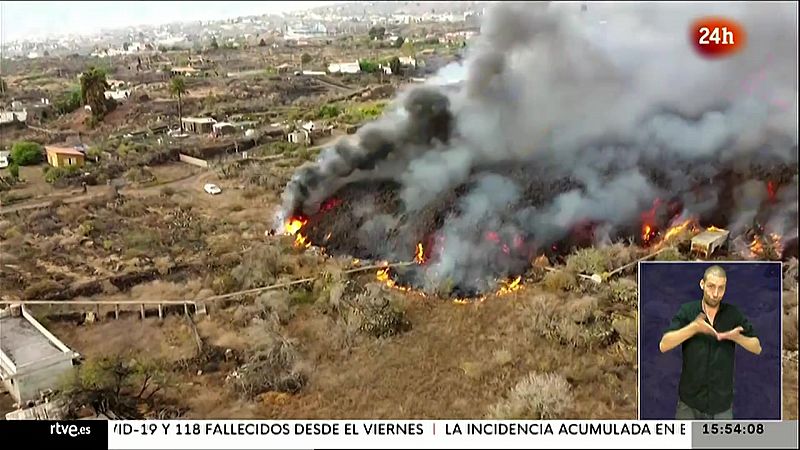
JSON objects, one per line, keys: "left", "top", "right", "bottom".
{"left": 0, "top": 171, "right": 208, "bottom": 215}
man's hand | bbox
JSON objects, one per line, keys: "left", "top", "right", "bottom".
{"left": 691, "top": 313, "right": 718, "bottom": 337}
{"left": 717, "top": 326, "right": 744, "bottom": 341}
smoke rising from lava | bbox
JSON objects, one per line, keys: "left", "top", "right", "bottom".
{"left": 278, "top": 2, "right": 798, "bottom": 293}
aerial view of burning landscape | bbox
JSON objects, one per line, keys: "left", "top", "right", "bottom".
{"left": 0, "top": 2, "right": 797, "bottom": 420}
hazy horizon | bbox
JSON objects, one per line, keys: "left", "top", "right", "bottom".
{"left": 0, "top": 1, "right": 338, "bottom": 43}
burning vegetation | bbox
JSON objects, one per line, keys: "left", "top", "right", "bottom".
{"left": 272, "top": 3, "right": 797, "bottom": 300}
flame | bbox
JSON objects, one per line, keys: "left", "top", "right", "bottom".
{"left": 642, "top": 224, "right": 657, "bottom": 244}
{"left": 324, "top": 232, "right": 332, "bottom": 242}
{"left": 284, "top": 216, "right": 311, "bottom": 248}
{"left": 351, "top": 258, "right": 360, "bottom": 266}
{"left": 294, "top": 234, "right": 310, "bottom": 248}
{"left": 415, "top": 243, "right": 425, "bottom": 264}
{"left": 748, "top": 233, "right": 783, "bottom": 259}
{"left": 706, "top": 225, "right": 726, "bottom": 233}
{"left": 284, "top": 217, "right": 307, "bottom": 235}
{"left": 496, "top": 276, "right": 522, "bottom": 296}
{"left": 377, "top": 267, "right": 395, "bottom": 288}
{"left": 657, "top": 218, "right": 701, "bottom": 246}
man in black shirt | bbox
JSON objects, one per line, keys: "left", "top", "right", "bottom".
{"left": 659, "top": 265, "right": 762, "bottom": 419}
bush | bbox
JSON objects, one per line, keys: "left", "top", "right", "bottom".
{"left": 256, "top": 291, "right": 293, "bottom": 325}
{"left": 656, "top": 247, "right": 685, "bottom": 261}
{"left": 160, "top": 186, "right": 175, "bottom": 197}
{"left": 487, "top": 372, "right": 573, "bottom": 419}
{"left": 785, "top": 307, "right": 798, "bottom": 351}
{"left": 44, "top": 165, "right": 81, "bottom": 184}
{"left": 8, "top": 163, "right": 19, "bottom": 179}
{"left": 566, "top": 248, "right": 611, "bottom": 274}
{"left": 230, "top": 244, "right": 293, "bottom": 289}
{"left": 349, "top": 285, "right": 411, "bottom": 338}
{"left": 24, "top": 280, "right": 63, "bottom": 299}
{"left": 11, "top": 141, "right": 43, "bottom": 165}
{"left": 317, "top": 104, "right": 341, "bottom": 119}
{"left": 542, "top": 270, "right": 577, "bottom": 292}
{"left": 607, "top": 278, "right": 638, "bottom": 306}
{"left": 230, "top": 335, "right": 307, "bottom": 398}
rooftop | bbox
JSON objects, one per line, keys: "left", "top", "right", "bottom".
{"left": 182, "top": 117, "right": 216, "bottom": 124}
{"left": 0, "top": 315, "right": 63, "bottom": 368}
{"left": 45, "top": 146, "right": 84, "bottom": 157}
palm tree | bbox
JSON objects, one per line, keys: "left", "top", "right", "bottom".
{"left": 169, "top": 76, "right": 188, "bottom": 132}
{"left": 79, "top": 67, "right": 112, "bottom": 119}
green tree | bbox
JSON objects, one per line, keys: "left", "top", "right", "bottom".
{"left": 8, "top": 163, "right": 19, "bottom": 180}
{"left": 54, "top": 87, "right": 82, "bottom": 114}
{"left": 11, "top": 141, "right": 43, "bottom": 166}
{"left": 358, "top": 59, "right": 379, "bottom": 73}
{"left": 210, "top": 36, "right": 219, "bottom": 50}
{"left": 387, "top": 56, "right": 401, "bottom": 76}
{"left": 57, "top": 355, "right": 172, "bottom": 419}
{"left": 300, "top": 53, "right": 312, "bottom": 70}
{"left": 259, "top": 38, "right": 267, "bottom": 47}
{"left": 169, "top": 76, "right": 188, "bottom": 132}
{"left": 0, "top": 76, "right": 7, "bottom": 95}
{"left": 80, "top": 67, "right": 113, "bottom": 119}
{"left": 401, "top": 40, "right": 415, "bottom": 57}
{"left": 394, "top": 36, "right": 405, "bottom": 48}
{"left": 368, "top": 26, "right": 386, "bottom": 40}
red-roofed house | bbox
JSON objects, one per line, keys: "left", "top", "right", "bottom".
{"left": 45, "top": 146, "right": 85, "bottom": 168}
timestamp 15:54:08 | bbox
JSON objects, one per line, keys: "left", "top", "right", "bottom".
{"left": 701, "top": 423, "right": 765, "bottom": 435}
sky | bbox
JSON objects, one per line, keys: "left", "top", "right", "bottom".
{"left": 0, "top": 1, "right": 336, "bottom": 43}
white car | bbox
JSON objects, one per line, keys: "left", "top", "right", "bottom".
{"left": 203, "top": 183, "right": 222, "bottom": 195}
{"left": 0, "top": 156, "right": 8, "bottom": 169}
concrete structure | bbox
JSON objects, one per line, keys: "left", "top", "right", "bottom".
{"left": 691, "top": 227, "right": 730, "bottom": 258}
{"left": 181, "top": 116, "right": 216, "bottom": 134}
{"left": 328, "top": 61, "right": 361, "bottom": 74}
{"left": 45, "top": 146, "right": 85, "bottom": 168}
{"left": 1, "top": 306, "right": 78, "bottom": 404}
{"left": 288, "top": 129, "right": 311, "bottom": 145}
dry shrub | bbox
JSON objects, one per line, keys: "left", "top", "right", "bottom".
{"left": 230, "top": 244, "right": 293, "bottom": 290}
{"left": 124, "top": 166, "right": 156, "bottom": 184}
{"left": 785, "top": 291, "right": 798, "bottom": 311}
{"left": 527, "top": 294, "right": 616, "bottom": 349}
{"left": 487, "top": 372, "right": 573, "bottom": 419}
{"left": 56, "top": 204, "right": 88, "bottom": 224}
{"left": 2, "top": 225, "right": 21, "bottom": 240}
{"left": 545, "top": 317, "right": 616, "bottom": 349}
{"left": 24, "top": 279, "right": 63, "bottom": 299}
{"left": 599, "top": 242, "right": 641, "bottom": 268}
{"left": 610, "top": 341, "right": 638, "bottom": 367}
{"left": 784, "top": 258, "right": 798, "bottom": 292}
{"left": 612, "top": 313, "right": 638, "bottom": 346}
{"left": 785, "top": 307, "right": 798, "bottom": 352}
{"left": 656, "top": 247, "right": 685, "bottom": 261}
{"left": 337, "top": 283, "right": 411, "bottom": 339}
{"left": 567, "top": 296, "right": 598, "bottom": 323}
{"left": 607, "top": 278, "right": 638, "bottom": 306}
{"left": 542, "top": 270, "right": 577, "bottom": 292}
{"left": 229, "top": 333, "right": 308, "bottom": 399}
{"left": 129, "top": 280, "right": 201, "bottom": 302}
{"left": 154, "top": 256, "right": 174, "bottom": 275}
{"left": 567, "top": 248, "right": 612, "bottom": 275}
{"left": 212, "top": 274, "right": 237, "bottom": 295}
{"left": 256, "top": 291, "right": 293, "bottom": 325}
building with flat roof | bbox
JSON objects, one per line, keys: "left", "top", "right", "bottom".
{"left": 1, "top": 306, "right": 78, "bottom": 405}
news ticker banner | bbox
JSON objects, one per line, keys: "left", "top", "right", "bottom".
{"left": 0, "top": 420, "right": 796, "bottom": 449}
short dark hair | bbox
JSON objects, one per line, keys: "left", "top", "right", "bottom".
{"left": 703, "top": 265, "right": 727, "bottom": 280}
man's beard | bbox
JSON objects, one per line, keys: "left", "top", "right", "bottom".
{"left": 703, "top": 296, "right": 722, "bottom": 308}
